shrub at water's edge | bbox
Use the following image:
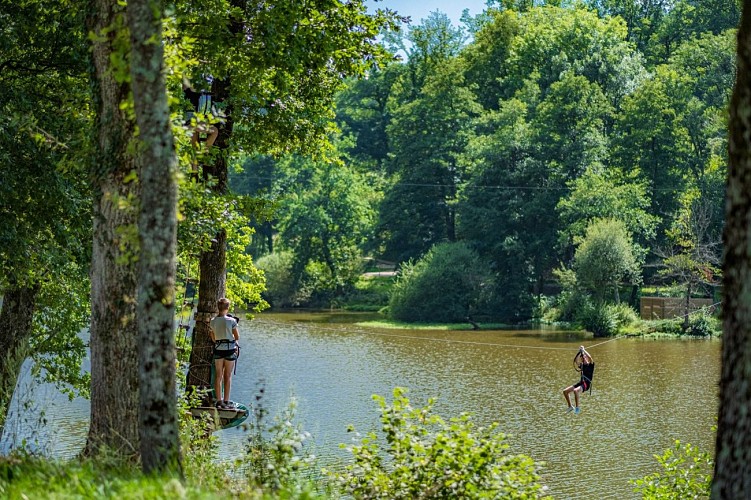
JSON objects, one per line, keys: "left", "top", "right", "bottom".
{"left": 327, "top": 387, "right": 550, "bottom": 499}
{"left": 631, "top": 439, "right": 713, "bottom": 499}
{"left": 388, "top": 242, "right": 496, "bottom": 323}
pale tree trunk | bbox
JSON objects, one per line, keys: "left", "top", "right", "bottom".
{"left": 128, "top": 0, "right": 181, "bottom": 474}
{"left": 684, "top": 282, "right": 692, "bottom": 331}
{"left": 85, "top": 0, "right": 140, "bottom": 459}
{"left": 0, "top": 285, "right": 40, "bottom": 432}
{"left": 713, "top": 1, "right": 751, "bottom": 496}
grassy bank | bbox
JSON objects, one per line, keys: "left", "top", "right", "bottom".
{"left": 355, "top": 319, "right": 513, "bottom": 330}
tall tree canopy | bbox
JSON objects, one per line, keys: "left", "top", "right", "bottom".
{"left": 0, "top": 0, "right": 91, "bottom": 435}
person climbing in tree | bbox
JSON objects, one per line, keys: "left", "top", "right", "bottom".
{"left": 183, "top": 79, "right": 221, "bottom": 157}
{"left": 563, "top": 345, "right": 594, "bottom": 414}
{"left": 209, "top": 298, "right": 240, "bottom": 409}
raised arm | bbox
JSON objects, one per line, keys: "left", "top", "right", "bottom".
{"left": 580, "top": 346, "right": 593, "bottom": 363}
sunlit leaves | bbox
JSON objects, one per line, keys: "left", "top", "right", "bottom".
{"left": 331, "top": 387, "right": 549, "bottom": 499}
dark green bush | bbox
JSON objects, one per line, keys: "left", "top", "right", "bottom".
{"left": 256, "top": 251, "right": 299, "bottom": 308}
{"left": 388, "top": 242, "right": 494, "bottom": 323}
{"left": 685, "top": 313, "right": 720, "bottom": 337}
{"left": 579, "top": 302, "right": 618, "bottom": 337}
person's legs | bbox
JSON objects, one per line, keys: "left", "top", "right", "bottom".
{"left": 213, "top": 358, "right": 224, "bottom": 405}
{"left": 563, "top": 385, "right": 575, "bottom": 409}
{"left": 223, "top": 360, "right": 234, "bottom": 404}
{"left": 205, "top": 126, "right": 218, "bottom": 149}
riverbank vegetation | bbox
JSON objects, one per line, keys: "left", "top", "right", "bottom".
{"left": 1, "top": 389, "right": 549, "bottom": 499}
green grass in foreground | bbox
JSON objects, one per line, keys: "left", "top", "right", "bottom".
{"left": 0, "top": 456, "right": 204, "bottom": 499}
{"left": 0, "top": 452, "right": 320, "bottom": 500}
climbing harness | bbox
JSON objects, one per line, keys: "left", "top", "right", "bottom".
{"left": 573, "top": 350, "right": 595, "bottom": 394}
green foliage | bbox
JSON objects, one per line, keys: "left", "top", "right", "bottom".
{"left": 177, "top": 389, "right": 226, "bottom": 489}
{"left": 579, "top": 302, "right": 619, "bottom": 337}
{"left": 30, "top": 264, "right": 91, "bottom": 398}
{"left": 558, "top": 168, "right": 658, "bottom": 250}
{"left": 685, "top": 311, "right": 721, "bottom": 338}
{"left": 329, "top": 387, "right": 548, "bottom": 499}
{"left": 609, "top": 302, "right": 640, "bottom": 327}
{"left": 0, "top": 455, "right": 187, "bottom": 499}
{"left": 380, "top": 52, "right": 481, "bottom": 262}
{"left": 225, "top": 226, "right": 268, "bottom": 314}
{"left": 631, "top": 440, "right": 713, "bottom": 499}
{"left": 173, "top": 0, "right": 400, "bottom": 157}
{"left": 256, "top": 251, "right": 298, "bottom": 308}
{"left": 574, "top": 219, "right": 640, "bottom": 303}
{"left": 0, "top": 391, "right": 320, "bottom": 498}
{"left": 388, "top": 242, "right": 494, "bottom": 323}
{"left": 340, "top": 275, "right": 394, "bottom": 312}
{"left": 501, "top": 5, "right": 644, "bottom": 103}
{"left": 238, "top": 394, "right": 316, "bottom": 494}
{"left": 276, "top": 156, "right": 376, "bottom": 298}
{"left": 0, "top": 0, "right": 92, "bottom": 402}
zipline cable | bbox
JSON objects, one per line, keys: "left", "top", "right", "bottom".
{"left": 252, "top": 317, "right": 619, "bottom": 352}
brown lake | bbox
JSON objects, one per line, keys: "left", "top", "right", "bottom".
{"left": 1, "top": 311, "right": 719, "bottom": 499}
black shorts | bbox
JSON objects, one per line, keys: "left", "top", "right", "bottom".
{"left": 213, "top": 348, "right": 237, "bottom": 361}
{"left": 573, "top": 379, "right": 589, "bottom": 391}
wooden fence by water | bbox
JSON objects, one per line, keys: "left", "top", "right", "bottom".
{"left": 640, "top": 296, "right": 716, "bottom": 320}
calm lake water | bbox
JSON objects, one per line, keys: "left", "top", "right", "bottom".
{"left": 1, "top": 311, "right": 720, "bottom": 499}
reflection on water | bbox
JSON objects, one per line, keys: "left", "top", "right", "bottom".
{"left": 1, "top": 311, "right": 719, "bottom": 499}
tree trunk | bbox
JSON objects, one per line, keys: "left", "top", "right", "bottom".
{"left": 128, "top": 0, "right": 182, "bottom": 474}
{"left": 0, "top": 285, "right": 40, "bottom": 432}
{"left": 85, "top": 0, "right": 140, "bottom": 459}
{"left": 185, "top": 21, "right": 237, "bottom": 399}
{"left": 713, "top": 2, "right": 751, "bottom": 496}
{"left": 186, "top": 233, "right": 226, "bottom": 399}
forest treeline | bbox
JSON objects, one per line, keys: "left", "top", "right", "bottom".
{"left": 232, "top": 0, "right": 737, "bottom": 325}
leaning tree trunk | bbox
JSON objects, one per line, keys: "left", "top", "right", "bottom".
{"left": 186, "top": 75, "right": 233, "bottom": 401}
{"left": 128, "top": 0, "right": 182, "bottom": 474}
{"left": 713, "top": 1, "right": 751, "bottom": 496}
{"left": 0, "top": 285, "right": 40, "bottom": 432}
{"left": 85, "top": 0, "right": 140, "bottom": 459}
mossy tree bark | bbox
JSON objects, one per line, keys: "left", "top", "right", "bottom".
{"left": 85, "top": 0, "right": 140, "bottom": 459}
{"left": 128, "top": 0, "right": 182, "bottom": 474}
{"left": 713, "top": 1, "right": 751, "bottom": 496}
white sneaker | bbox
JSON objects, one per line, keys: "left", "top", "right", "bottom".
{"left": 566, "top": 406, "right": 574, "bottom": 413}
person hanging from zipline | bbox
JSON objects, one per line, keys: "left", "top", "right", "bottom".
{"left": 563, "top": 345, "right": 595, "bottom": 414}
{"left": 209, "top": 298, "right": 240, "bottom": 410}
